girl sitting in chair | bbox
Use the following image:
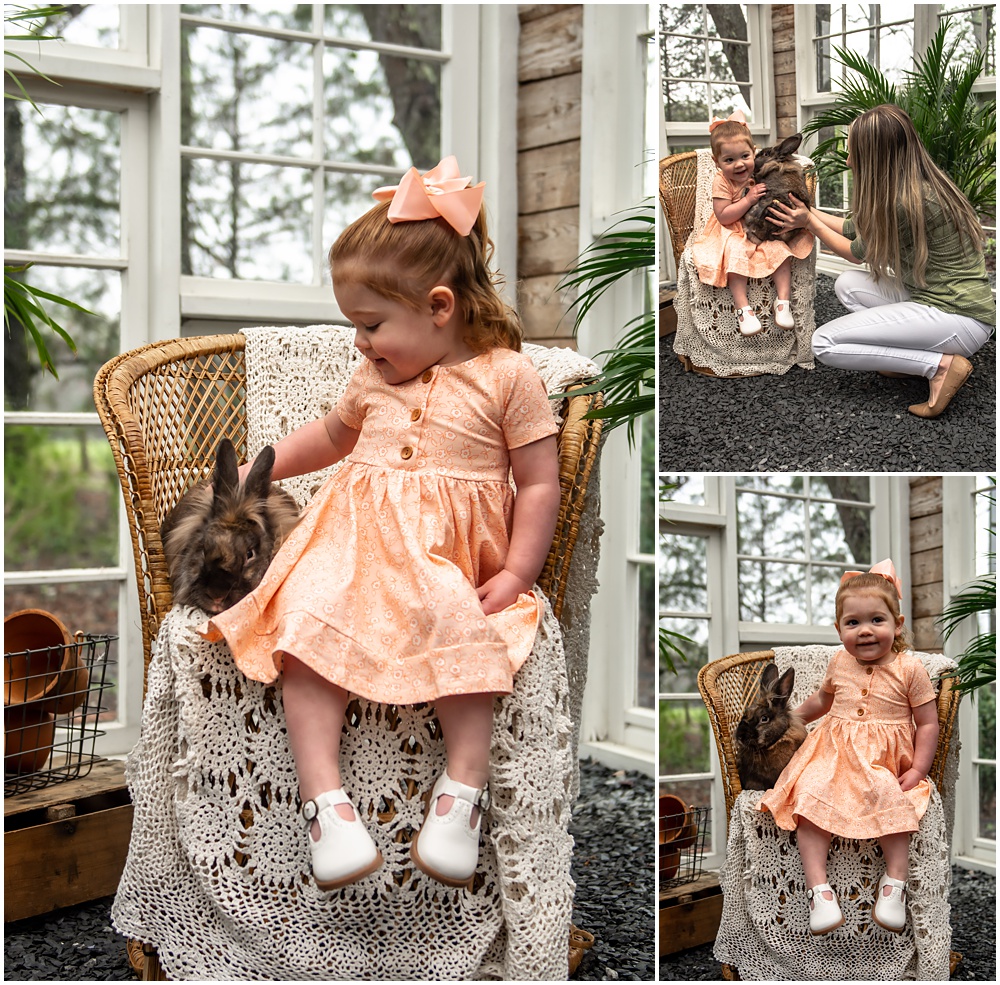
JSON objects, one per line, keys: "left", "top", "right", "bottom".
{"left": 203, "top": 156, "right": 561, "bottom": 892}
{"left": 690, "top": 111, "right": 814, "bottom": 337}
{"left": 760, "top": 560, "right": 940, "bottom": 936}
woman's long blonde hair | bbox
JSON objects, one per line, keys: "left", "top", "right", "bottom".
{"left": 847, "top": 104, "right": 985, "bottom": 286}
{"left": 329, "top": 201, "right": 522, "bottom": 352}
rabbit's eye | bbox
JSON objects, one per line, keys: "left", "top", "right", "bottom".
{"left": 759, "top": 715, "right": 769, "bottom": 723}
{"left": 245, "top": 548, "right": 256, "bottom": 562}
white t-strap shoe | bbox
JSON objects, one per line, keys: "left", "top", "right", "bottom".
{"left": 303, "top": 788, "right": 383, "bottom": 890}
{"left": 807, "top": 882, "right": 845, "bottom": 935}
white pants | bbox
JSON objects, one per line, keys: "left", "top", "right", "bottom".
{"left": 812, "top": 270, "right": 993, "bottom": 379}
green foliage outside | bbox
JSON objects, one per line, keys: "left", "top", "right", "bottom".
{"left": 658, "top": 701, "right": 710, "bottom": 776}
{"left": 4, "top": 427, "right": 119, "bottom": 570}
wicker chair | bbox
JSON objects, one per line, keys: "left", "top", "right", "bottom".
{"left": 660, "top": 149, "right": 819, "bottom": 377}
{"left": 697, "top": 648, "right": 961, "bottom": 980}
{"left": 94, "top": 332, "right": 604, "bottom": 980}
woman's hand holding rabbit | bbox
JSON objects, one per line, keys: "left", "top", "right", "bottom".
{"left": 767, "top": 193, "right": 811, "bottom": 231}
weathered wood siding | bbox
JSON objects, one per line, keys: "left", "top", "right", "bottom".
{"left": 910, "top": 477, "right": 945, "bottom": 651}
{"left": 771, "top": 4, "right": 798, "bottom": 138}
{"left": 516, "top": 4, "right": 582, "bottom": 346}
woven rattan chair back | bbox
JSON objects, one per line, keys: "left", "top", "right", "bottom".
{"left": 659, "top": 150, "right": 820, "bottom": 271}
{"left": 94, "top": 334, "right": 603, "bottom": 694}
{"left": 698, "top": 649, "right": 961, "bottom": 827}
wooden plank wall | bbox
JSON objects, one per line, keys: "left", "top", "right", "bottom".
{"left": 516, "top": 4, "right": 582, "bottom": 347}
{"left": 910, "top": 477, "right": 945, "bottom": 652}
{"left": 771, "top": 4, "right": 798, "bottom": 138}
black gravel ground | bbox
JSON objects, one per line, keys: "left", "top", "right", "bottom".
{"left": 4, "top": 757, "right": 654, "bottom": 982}
{"left": 659, "top": 865, "right": 996, "bottom": 981}
{"left": 659, "top": 274, "right": 997, "bottom": 472}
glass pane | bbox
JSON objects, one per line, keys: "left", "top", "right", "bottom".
{"left": 879, "top": 21, "right": 915, "bottom": 87}
{"left": 659, "top": 532, "right": 708, "bottom": 612}
{"left": 661, "top": 4, "right": 707, "bottom": 41}
{"left": 735, "top": 475, "right": 803, "bottom": 493}
{"left": 659, "top": 698, "right": 711, "bottom": 775}
{"left": 6, "top": 104, "right": 121, "bottom": 257}
{"left": 3, "top": 581, "right": 121, "bottom": 720}
{"left": 941, "top": 5, "right": 996, "bottom": 75}
{"left": 4, "top": 426, "right": 120, "bottom": 572}
{"left": 737, "top": 492, "right": 806, "bottom": 558}
{"left": 664, "top": 80, "right": 710, "bottom": 124}
{"left": 322, "top": 169, "right": 397, "bottom": 279}
{"left": 739, "top": 559, "right": 807, "bottom": 623}
{"left": 661, "top": 475, "right": 705, "bottom": 506}
{"left": 42, "top": 5, "right": 119, "bottom": 48}
{"left": 183, "top": 4, "right": 309, "bottom": 31}
{"left": 810, "top": 502, "right": 872, "bottom": 563}
{"left": 639, "top": 415, "right": 656, "bottom": 555}
{"left": 979, "top": 764, "right": 996, "bottom": 840}
{"left": 185, "top": 159, "right": 312, "bottom": 281}
{"left": 811, "top": 566, "right": 844, "bottom": 628}
{"left": 4, "top": 267, "right": 121, "bottom": 414}
{"left": 659, "top": 617, "right": 708, "bottom": 695}
{"left": 331, "top": 4, "right": 443, "bottom": 51}
{"left": 183, "top": 26, "right": 313, "bottom": 159}
{"left": 637, "top": 562, "right": 655, "bottom": 710}
{"left": 979, "top": 683, "right": 996, "bottom": 761}
{"left": 812, "top": 475, "right": 871, "bottom": 502}
{"left": 709, "top": 83, "right": 751, "bottom": 120}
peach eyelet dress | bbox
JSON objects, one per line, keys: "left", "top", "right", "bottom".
{"left": 202, "top": 347, "right": 559, "bottom": 705}
{"left": 759, "top": 650, "right": 937, "bottom": 839}
{"left": 690, "top": 172, "right": 814, "bottom": 289}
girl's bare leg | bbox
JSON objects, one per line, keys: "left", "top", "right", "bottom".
{"left": 728, "top": 273, "right": 750, "bottom": 309}
{"left": 433, "top": 692, "right": 494, "bottom": 824}
{"left": 879, "top": 831, "right": 911, "bottom": 884}
{"left": 797, "top": 816, "right": 833, "bottom": 895}
{"left": 283, "top": 654, "right": 353, "bottom": 832}
{"left": 773, "top": 256, "right": 792, "bottom": 298}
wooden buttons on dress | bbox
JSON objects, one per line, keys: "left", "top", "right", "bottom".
{"left": 401, "top": 446, "right": 413, "bottom": 460}
{"left": 421, "top": 370, "right": 433, "bottom": 383}
{"left": 411, "top": 408, "right": 422, "bottom": 421}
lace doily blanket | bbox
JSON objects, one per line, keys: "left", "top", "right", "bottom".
{"left": 111, "top": 327, "right": 605, "bottom": 980}
{"left": 714, "top": 645, "right": 958, "bottom": 981}
{"left": 672, "top": 148, "right": 817, "bottom": 377}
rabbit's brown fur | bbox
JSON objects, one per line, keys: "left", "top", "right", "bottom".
{"left": 161, "top": 438, "right": 300, "bottom": 614}
{"left": 734, "top": 663, "right": 807, "bottom": 791}
{"left": 743, "top": 134, "right": 813, "bottom": 245}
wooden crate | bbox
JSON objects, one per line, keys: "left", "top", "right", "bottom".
{"left": 659, "top": 871, "right": 723, "bottom": 956}
{"left": 4, "top": 758, "right": 133, "bottom": 922}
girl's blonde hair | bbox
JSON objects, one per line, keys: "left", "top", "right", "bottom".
{"left": 835, "top": 572, "right": 911, "bottom": 654}
{"left": 710, "top": 121, "right": 755, "bottom": 160}
{"left": 328, "top": 200, "right": 522, "bottom": 352}
{"left": 847, "top": 104, "right": 985, "bottom": 287}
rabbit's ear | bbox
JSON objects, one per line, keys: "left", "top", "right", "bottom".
{"left": 777, "top": 134, "right": 803, "bottom": 157}
{"left": 775, "top": 666, "right": 796, "bottom": 702}
{"left": 760, "top": 662, "right": 779, "bottom": 689}
{"left": 244, "top": 445, "right": 276, "bottom": 500}
{"left": 212, "top": 438, "right": 240, "bottom": 503}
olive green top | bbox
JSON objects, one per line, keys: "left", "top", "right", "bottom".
{"left": 843, "top": 194, "right": 996, "bottom": 327}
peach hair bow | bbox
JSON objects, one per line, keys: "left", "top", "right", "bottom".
{"left": 840, "top": 558, "right": 902, "bottom": 599}
{"left": 372, "top": 155, "right": 485, "bottom": 236}
{"left": 708, "top": 109, "right": 749, "bottom": 133}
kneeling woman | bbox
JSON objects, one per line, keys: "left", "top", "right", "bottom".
{"left": 770, "top": 104, "right": 994, "bottom": 418}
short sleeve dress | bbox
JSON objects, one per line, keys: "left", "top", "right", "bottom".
{"left": 759, "top": 650, "right": 937, "bottom": 839}
{"left": 690, "top": 172, "right": 814, "bottom": 289}
{"left": 202, "top": 347, "right": 559, "bottom": 705}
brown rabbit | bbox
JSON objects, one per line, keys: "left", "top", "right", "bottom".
{"left": 160, "top": 438, "right": 300, "bottom": 614}
{"left": 734, "top": 663, "right": 807, "bottom": 791}
{"left": 743, "top": 133, "right": 813, "bottom": 245}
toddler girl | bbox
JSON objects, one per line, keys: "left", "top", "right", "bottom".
{"left": 760, "top": 559, "right": 939, "bottom": 935}
{"left": 203, "top": 156, "right": 561, "bottom": 892}
{"left": 690, "top": 111, "right": 813, "bottom": 336}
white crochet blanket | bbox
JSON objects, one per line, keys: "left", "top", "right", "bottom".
{"left": 714, "top": 645, "right": 958, "bottom": 980}
{"left": 672, "top": 148, "right": 818, "bottom": 377}
{"left": 111, "top": 328, "right": 604, "bottom": 980}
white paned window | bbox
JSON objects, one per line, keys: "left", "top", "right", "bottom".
{"left": 660, "top": 3, "right": 772, "bottom": 152}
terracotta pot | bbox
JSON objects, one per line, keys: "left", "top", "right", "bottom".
{"left": 4, "top": 704, "right": 55, "bottom": 774}
{"left": 4, "top": 610, "right": 85, "bottom": 712}
{"left": 673, "top": 809, "right": 699, "bottom": 853}
{"left": 659, "top": 844, "right": 681, "bottom": 881}
{"left": 659, "top": 793, "right": 688, "bottom": 842}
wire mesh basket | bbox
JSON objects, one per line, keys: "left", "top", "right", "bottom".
{"left": 659, "top": 800, "right": 711, "bottom": 890}
{"left": 4, "top": 633, "right": 116, "bottom": 796}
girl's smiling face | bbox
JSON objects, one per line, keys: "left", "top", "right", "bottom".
{"left": 836, "top": 591, "right": 904, "bottom": 664}
{"left": 714, "top": 138, "right": 756, "bottom": 186}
